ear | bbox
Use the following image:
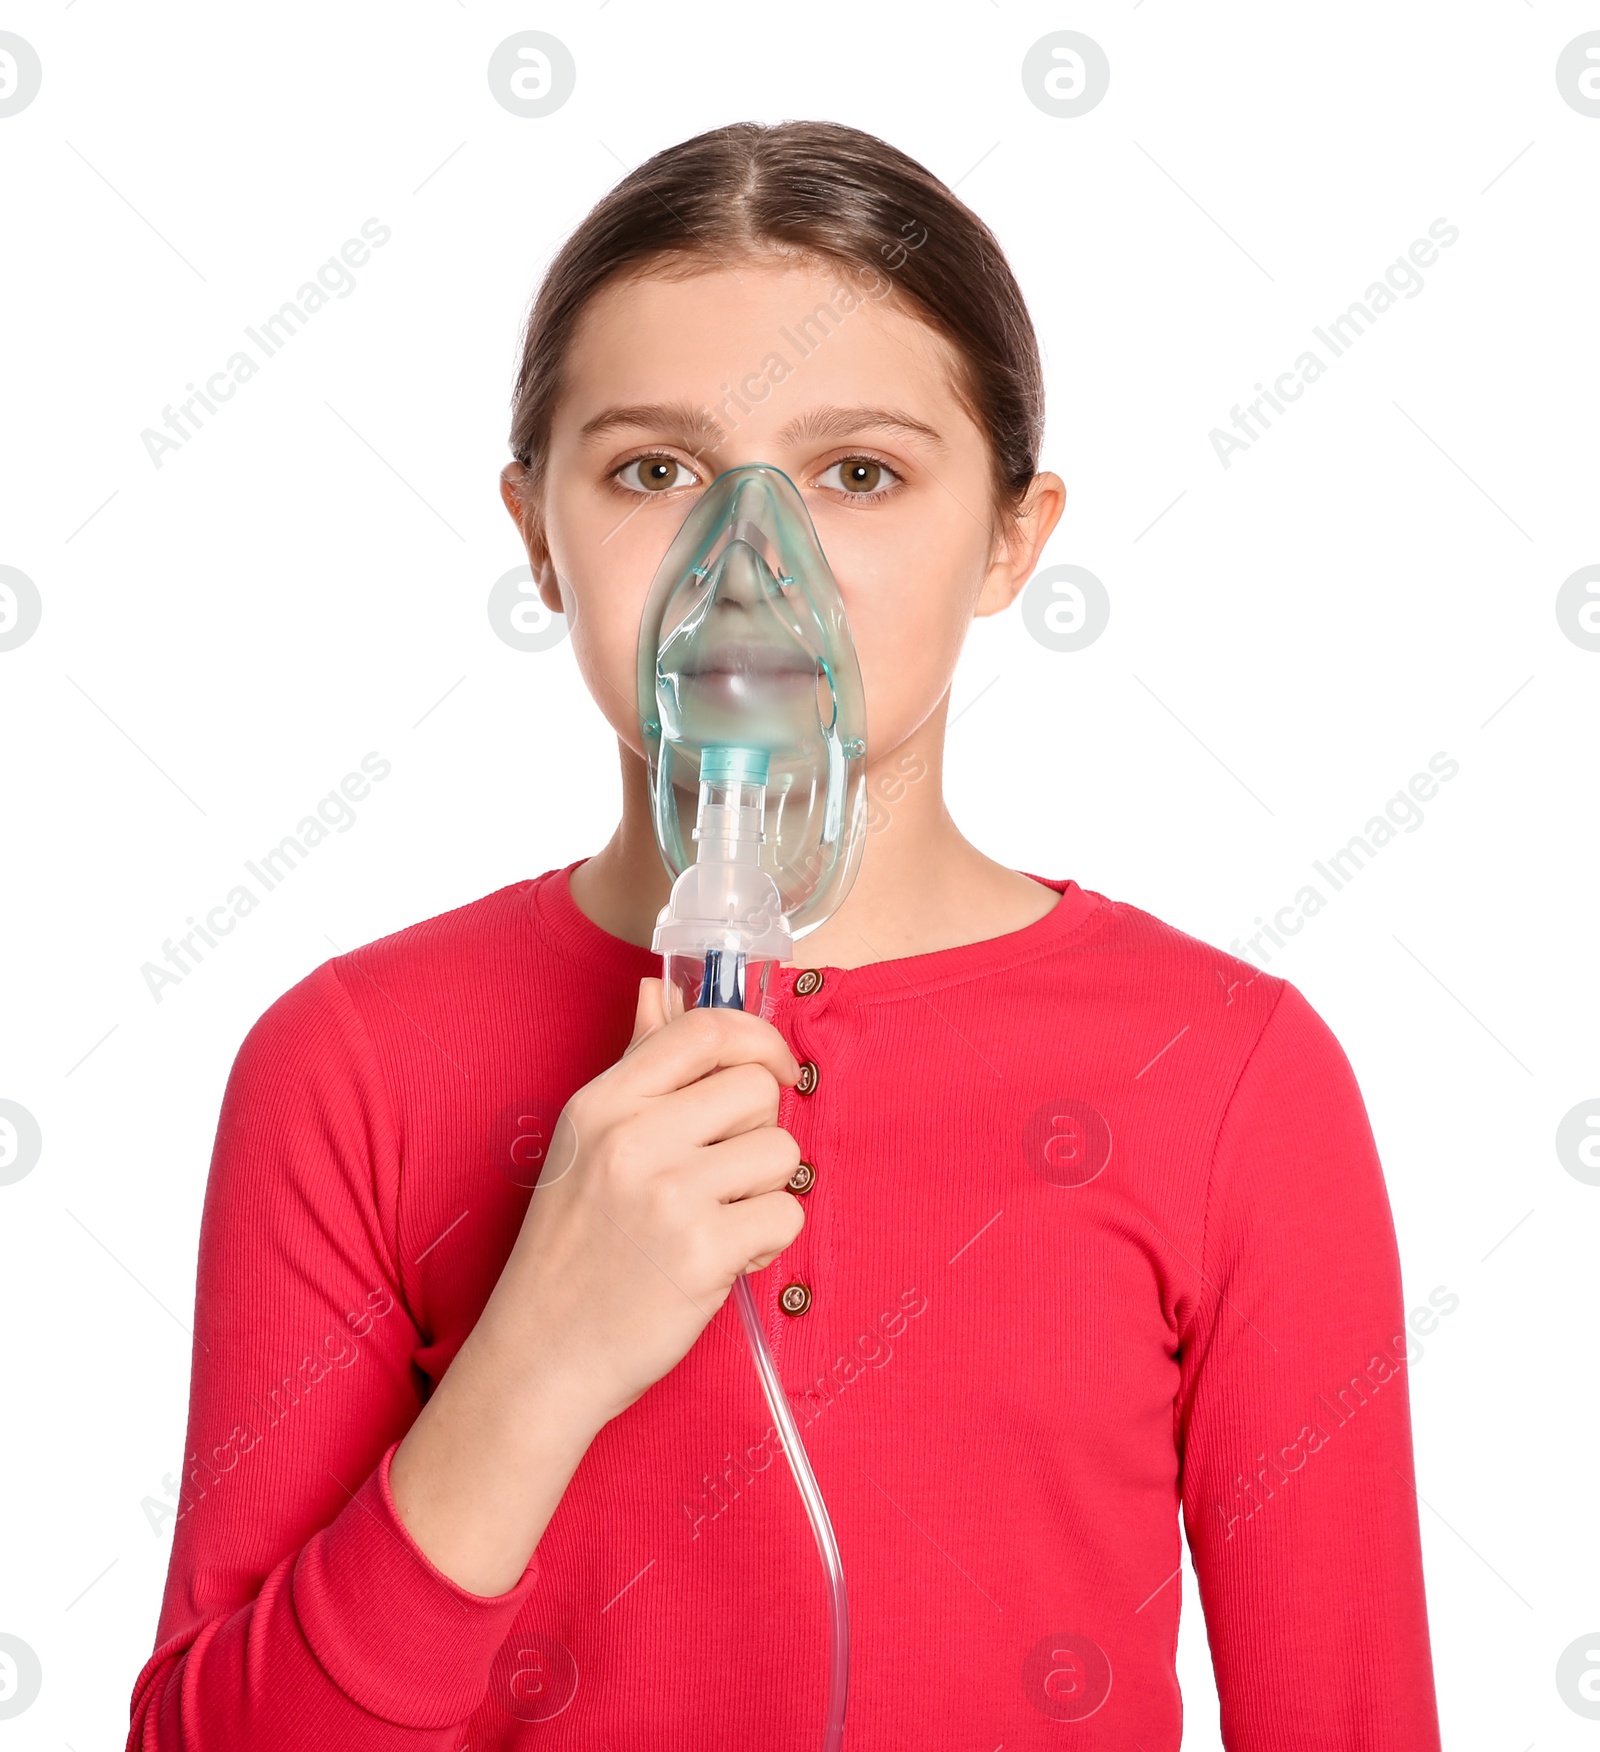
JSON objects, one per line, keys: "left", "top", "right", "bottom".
{"left": 499, "top": 460, "right": 564, "bottom": 617}
{"left": 974, "top": 471, "right": 1067, "bottom": 619}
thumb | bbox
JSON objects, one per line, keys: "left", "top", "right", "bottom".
{"left": 627, "top": 976, "right": 670, "bottom": 1051}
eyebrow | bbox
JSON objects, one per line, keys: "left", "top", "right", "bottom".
{"left": 773, "top": 405, "right": 947, "bottom": 452}
{"left": 578, "top": 400, "right": 724, "bottom": 449}
{"left": 576, "top": 400, "right": 947, "bottom": 454}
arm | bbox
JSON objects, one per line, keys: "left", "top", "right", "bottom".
{"left": 130, "top": 966, "right": 804, "bottom": 1747}
{"left": 1176, "top": 981, "right": 1443, "bottom": 1751}
{"left": 128, "top": 960, "right": 546, "bottom": 1750}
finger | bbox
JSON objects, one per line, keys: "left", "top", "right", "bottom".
{"left": 623, "top": 978, "right": 669, "bottom": 1055}
{"left": 715, "top": 1188, "right": 805, "bottom": 1278}
{"left": 694, "top": 1125, "right": 802, "bottom": 1203}
{"left": 621, "top": 1003, "right": 799, "bottom": 1099}
{"left": 651, "top": 1061, "right": 788, "bottom": 1148}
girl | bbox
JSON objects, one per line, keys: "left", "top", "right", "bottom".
{"left": 130, "top": 121, "right": 1442, "bottom": 1749}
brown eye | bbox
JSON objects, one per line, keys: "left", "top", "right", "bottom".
{"left": 617, "top": 455, "right": 693, "bottom": 493}
{"left": 818, "top": 456, "right": 897, "bottom": 497}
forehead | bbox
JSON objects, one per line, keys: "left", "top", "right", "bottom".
{"left": 555, "top": 256, "right": 970, "bottom": 432}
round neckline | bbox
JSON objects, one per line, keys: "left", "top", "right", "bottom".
{"left": 529, "top": 858, "right": 1109, "bottom": 1007}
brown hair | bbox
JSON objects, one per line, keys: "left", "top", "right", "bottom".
{"left": 507, "top": 120, "right": 1044, "bottom": 535}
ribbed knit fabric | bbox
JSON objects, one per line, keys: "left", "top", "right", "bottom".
{"left": 129, "top": 860, "right": 1442, "bottom": 1749}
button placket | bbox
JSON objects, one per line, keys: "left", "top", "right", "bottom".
{"left": 770, "top": 966, "right": 834, "bottom": 1347}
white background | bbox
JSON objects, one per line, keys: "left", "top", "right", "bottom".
{"left": 2, "top": 3, "right": 1596, "bottom": 1746}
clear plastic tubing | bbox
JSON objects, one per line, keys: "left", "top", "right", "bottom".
{"left": 653, "top": 746, "right": 850, "bottom": 1746}
{"left": 730, "top": 1268, "right": 850, "bottom": 1750}
{"left": 691, "top": 937, "right": 850, "bottom": 1750}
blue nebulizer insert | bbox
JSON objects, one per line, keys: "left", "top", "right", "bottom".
{"left": 636, "top": 464, "right": 867, "bottom": 1749}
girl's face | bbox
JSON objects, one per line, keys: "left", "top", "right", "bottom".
{"left": 502, "top": 255, "right": 1063, "bottom": 766}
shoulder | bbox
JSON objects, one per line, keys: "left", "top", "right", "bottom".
{"left": 1058, "top": 886, "right": 1358, "bottom": 1097}
{"left": 1069, "top": 895, "right": 1387, "bottom": 1233}
{"left": 323, "top": 874, "right": 547, "bottom": 1007}
{"left": 1061, "top": 886, "right": 1286, "bottom": 1026}
{"left": 229, "top": 873, "right": 558, "bottom": 1090}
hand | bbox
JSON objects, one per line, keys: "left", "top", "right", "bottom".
{"left": 494, "top": 977, "right": 805, "bottom": 1424}
{"left": 390, "top": 977, "right": 804, "bottom": 1595}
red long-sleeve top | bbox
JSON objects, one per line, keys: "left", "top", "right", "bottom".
{"left": 129, "top": 860, "right": 1442, "bottom": 1749}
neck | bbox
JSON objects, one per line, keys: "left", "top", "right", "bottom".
{"left": 567, "top": 690, "right": 1060, "bottom": 971}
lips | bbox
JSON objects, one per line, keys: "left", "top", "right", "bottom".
{"left": 676, "top": 642, "right": 817, "bottom": 678}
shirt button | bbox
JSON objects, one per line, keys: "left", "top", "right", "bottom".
{"left": 780, "top": 1281, "right": 812, "bottom": 1316}
{"left": 794, "top": 969, "right": 824, "bottom": 997}
{"left": 787, "top": 1161, "right": 816, "bottom": 1196}
{"left": 795, "top": 1060, "right": 819, "bottom": 1096}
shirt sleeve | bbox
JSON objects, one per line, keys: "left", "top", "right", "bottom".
{"left": 128, "top": 959, "right": 541, "bottom": 1750}
{"left": 1175, "top": 979, "right": 1443, "bottom": 1750}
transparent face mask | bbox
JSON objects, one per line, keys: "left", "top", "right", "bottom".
{"left": 636, "top": 461, "right": 862, "bottom": 1751}
{"left": 636, "top": 463, "right": 869, "bottom": 1015}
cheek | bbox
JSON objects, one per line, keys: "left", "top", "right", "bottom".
{"left": 548, "top": 542, "right": 652, "bottom": 743}
{"left": 837, "top": 521, "right": 979, "bottom": 687}
{"left": 854, "top": 612, "right": 961, "bottom": 746}
{"left": 546, "top": 489, "right": 672, "bottom": 663}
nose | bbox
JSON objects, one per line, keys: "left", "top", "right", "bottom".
{"left": 715, "top": 475, "right": 788, "bottom": 581}
{"left": 707, "top": 538, "right": 775, "bottom": 613}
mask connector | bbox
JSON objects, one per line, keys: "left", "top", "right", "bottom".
{"left": 651, "top": 744, "right": 793, "bottom": 1020}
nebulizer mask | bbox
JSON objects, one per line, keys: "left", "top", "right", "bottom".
{"left": 636, "top": 464, "right": 867, "bottom": 1749}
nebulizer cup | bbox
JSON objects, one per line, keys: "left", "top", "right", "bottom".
{"left": 636, "top": 464, "right": 868, "bottom": 1750}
